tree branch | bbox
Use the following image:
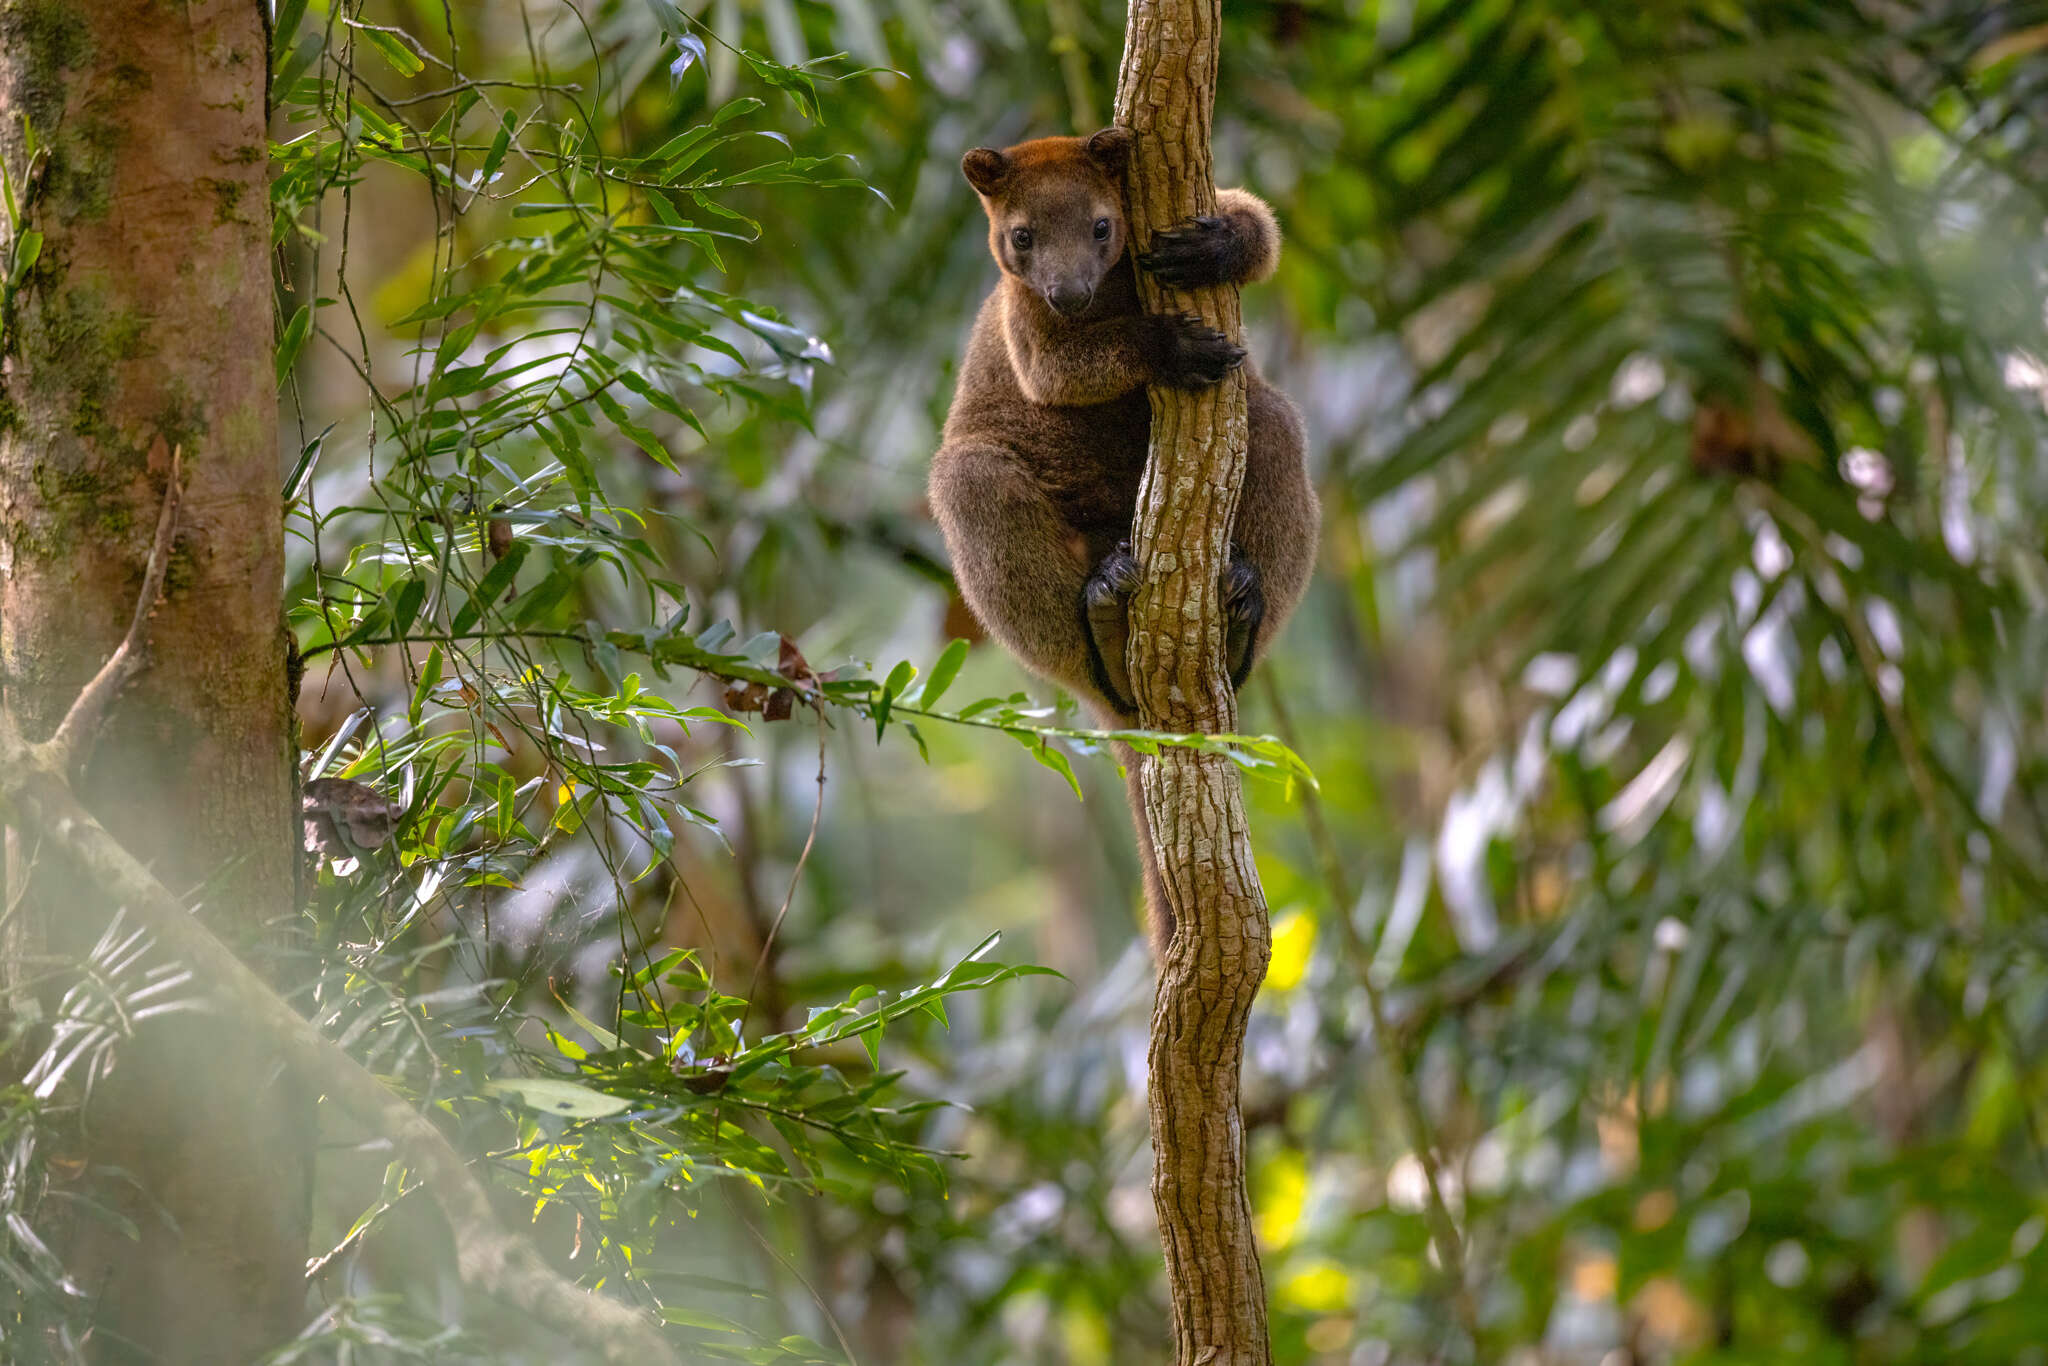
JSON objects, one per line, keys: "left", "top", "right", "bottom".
{"left": 0, "top": 748, "right": 681, "bottom": 1364}
{"left": 0, "top": 560, "right": 681, "bottom": 1362}
{"left": 1114, "top": 3, "right": 1274, "bottom": 1362}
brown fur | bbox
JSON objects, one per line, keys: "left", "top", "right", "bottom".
{"left": 929, "top": 131, "right": 1320, "bottom": 954}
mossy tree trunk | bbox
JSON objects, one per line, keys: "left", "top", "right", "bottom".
{"left": 0, "top": 2, "right": 310, "bottom": 1359}
{"left": 1113, "top": 1, "right": 1274, "bottom": 1362}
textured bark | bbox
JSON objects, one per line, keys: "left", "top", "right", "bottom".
{"left": 0, "top": 2, "right": 310, "bottom": 1358}
{"left": 1113, "top": 3, "right": 1274, "bottom": 1363}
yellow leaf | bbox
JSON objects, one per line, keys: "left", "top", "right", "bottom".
{"left": 1277, "top": 1259, "right": 1353, "bottom": 1314}
{"left": 1266, "top": 908, "right": 1317, "bottom": 992}
{"left": 1256, "top": 1148, "right": 1308, "bottom": 1250}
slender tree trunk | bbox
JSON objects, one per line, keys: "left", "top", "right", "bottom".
{"left": 1113, "top": 3, "right": 1274, "bottom": 1362}
{"left": 0, "top": 3, "right": 310, "bottom": 1359}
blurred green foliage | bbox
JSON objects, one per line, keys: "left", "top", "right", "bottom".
{"left": 20, "top": 0, "right": 2047, "bottom": 1362}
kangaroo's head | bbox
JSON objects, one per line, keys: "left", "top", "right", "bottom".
{"left": 961, "top": 128, "right": 1132, "bottom": 318}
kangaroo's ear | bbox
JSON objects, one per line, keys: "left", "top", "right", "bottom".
{"left": 1084, "top": 127, "right": 1132, "bottom": 174}
{"left": 961, "top": 147, "right": 1009, "bottom": 196}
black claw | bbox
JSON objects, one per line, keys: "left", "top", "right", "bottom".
{"left": 1152, "top": 313, "right": 1245, "bottom": 389}
{"left": 1222, "top": 555, "right": 1265, "bottom": 690}
{"left": 1082, "top": 547, "right": 1142, "bottom": 716}
{"left": 1139, "top": 215, "right": 1240, "bottom": 289}
{"left": 1224, "top": 559, "right": 1262, "bottom": 617}
{"left": 1085, "top": 547, "right": 1141, "bottom": 605}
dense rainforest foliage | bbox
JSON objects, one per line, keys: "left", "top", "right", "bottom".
{"left": 2, "top": 1, "right": 2045, "bottom": 1363}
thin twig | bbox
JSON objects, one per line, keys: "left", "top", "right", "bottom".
{"left": 46, "top": 445, "right": 183, "bottom": 773}
{"left": 721, "top": 1185, "right": 863, "bottom": 1366}
{"left": 736, "top": 706, "right": 828, "bottom": 1046}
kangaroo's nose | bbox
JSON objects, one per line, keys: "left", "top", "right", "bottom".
{"left": 1048, "top": 283, "right": 1093, "bottom": 317}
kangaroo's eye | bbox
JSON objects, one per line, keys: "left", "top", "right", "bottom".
{"left": 1011, "top": 227, "right": 1033, "bottom": 251}
{"left": 1093, "top": 217, "right": 1112, "bottom": 241}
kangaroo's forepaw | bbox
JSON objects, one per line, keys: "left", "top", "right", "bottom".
{"left": 1139, "top": 216, "right": 1244, "bottom": 290}
{"left": 1144, "top": 313, "right": 1245, "bottom": 389}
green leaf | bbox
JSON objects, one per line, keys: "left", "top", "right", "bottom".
{"left": 647, "top": 97, "right": 765, "bottom": 173}
{"left": 386, "top": 577, "right": 426, "bottom": 640}
{"left": 555, "top": 998, "right": 625, "bottom": 1054}
{"left": 7, "top": 229, "right": 40, "bottom": 287}
{"left": 873, "top": 659, "right": 915, "bottom": 742}
{"left": 409, "top": 645, "right": 443, "bottom": 726}
{"left": 351, "top": 23, "right": 425, "bottom": 77}
{"left": 449, "top": 541, "right": 529, "bottom": 636}
{"left": 493, "top": 773, "right": 518, "bottom": 841}
{"left": 271, "top": 0, "right": 312, "bottom": 54}
{"left": 510, "top": 562, "right": 581, "bottom": 629}
{"left": 479, "top": 110, "right": 514, "bottom": 182}
{"left": 593, "top": 388, "right": 679, "bottom": 473}
{"left": 482, "top": 1077, "right": 631, "bottom": 1118}
{"left": 912, "top": 638, "right": 968, "bottom": 709}
{"left": 275, "top": 303, "right": 313, "bottom": 387}
{"left": 1011, "top": 729, "right": 1082, "bottom": 799}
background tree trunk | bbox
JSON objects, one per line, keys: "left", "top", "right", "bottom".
{"left": 0, "top": 2, "right": 309, "bottom": 1358}
{"left": 1113, "top": 3, "right": 1274, "bottom": 1362}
